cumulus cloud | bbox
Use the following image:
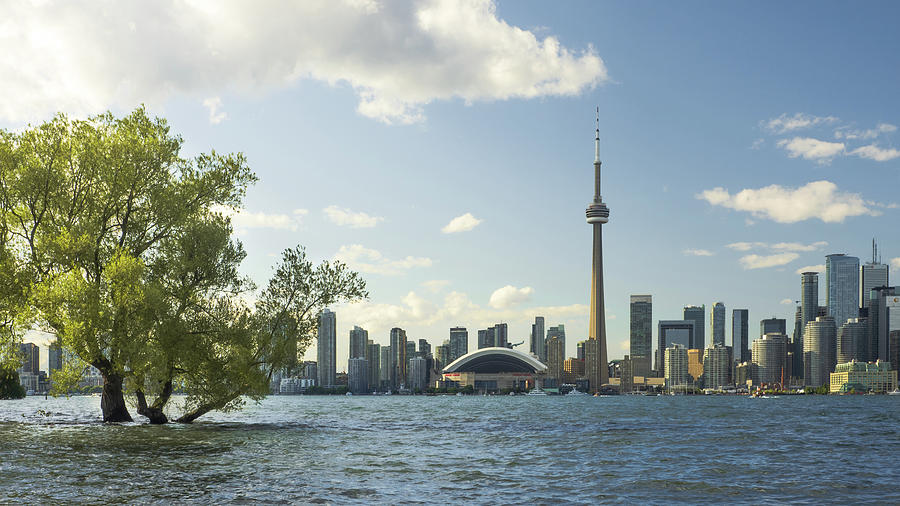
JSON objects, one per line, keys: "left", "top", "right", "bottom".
{"left": 683, "top": 249, "right": 713, "bottom": 257}
{"left": 891, "top": 258, "right": 900, "bottom": 272}
{"left": 763, "top": 113, "right": 838, "bottom": 134}
{"left": 780, "top": 298, "right": 795, "bottom": 305}
{"left": 795, "top": 264, "right": 825, "bottom": 275}
{"left": 421, "top": 279, "right": 450, "bottom": 292}
{"left": 211, "top": 205, "right": 307, "bottom": 231}
{"left": 0, "top": 0, "right": 607, "bottom": 125}
{"left": 776, "top": 137, "right": 844, "bottom": 163}
{"left": 835, "top": 123, "right": 897, "bottom": 140}
{"left": 323, "top": 205, "right": 384, "bottom": 228}
{"left": 739, "top": 253, "right": 800, "bottom": 270}
{"left": 333, "top": 244, "right": 432, "bottom": 275}
{"left": 488, "top": 285, "right": 534, "bottom": 309}
{"left": 697, "top": 181, "right": 879, "bottom": 223}
{"left": 441, "top": 213, "right": 483, "bottom": 233}
{"left": 202, "top": 96, "right": 226, "bottom": 124}
{"left": 727, "top": 241, "right": 827, "bottom": 252}
{"left": 849, "top": 144, "right": 900, "bottom": 162}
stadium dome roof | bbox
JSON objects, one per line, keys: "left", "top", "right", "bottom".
{"left": 443, "top": 347, "right": 548, "bottom": 374}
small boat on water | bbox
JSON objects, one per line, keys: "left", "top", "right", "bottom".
{"left": 526, "top": 388, "right": 548, "bottom": 396}
{"left": 889, "top": 389, "right": 900, "bottom": 396}
{"left": 566, "top": 388, "right": 587, "bottom": 396}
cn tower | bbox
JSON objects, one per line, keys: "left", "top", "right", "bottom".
{"left": 585, "top": 108, "right": 609, "bottom": 392}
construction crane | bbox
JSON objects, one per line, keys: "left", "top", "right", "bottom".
{"left": 509, "top": 340, "right": 525, "bottom": 348}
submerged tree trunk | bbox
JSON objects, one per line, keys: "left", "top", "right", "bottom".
{"left": 135, "top": 381, "right": 173, "bottom": 424}
{"left": 100, "top": 372, "right": 133, "bottom": 423}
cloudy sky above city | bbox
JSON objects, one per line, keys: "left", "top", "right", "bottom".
{"left": 5, "top": 0, "right": 900, "bottom": 365}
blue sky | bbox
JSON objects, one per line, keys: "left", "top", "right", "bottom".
{"left": 5, "top": 0, "right": 899, "bottom": 370}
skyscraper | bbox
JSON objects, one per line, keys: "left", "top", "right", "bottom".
{"left": 347, "top": 357, "right": 369, "bottom": 394}
{"left": 683, "top": 305, "right": 706, "bottom": 349}
{"left": 664, "top": 345, "right": 689, "bottom": 391}
{"left": 804, "top": 316, "right": 836, "bottom": 387}
{"left": 800, "top": 272, "right": 819, "bottom": 340}
{"left": 861, "top": 240, "right": 889, "bottom": 309}
{"left": 732, "top": 309, "right": 749, "bottom": 363}
{"left": 546, "top": 336, "right": 564, "bottom": 383}
{"left": 657, "top": 320, "right": 696, "bottom": 378}
{"left": 837, "top": 319, "right": 866, "bottom": 364}
{"left": 418, "top": 338, "right": 431, "bottom": 358}
{"left": 711, "top": 302, "right": 726, "bottom": 347}
{"left": 17, "top": 343, "right": 39, "bottom": 374}
{"left": 379, "top": 346, "right": 392, "bottom": 389}
{"left": 760, "top": 317, "right": 786, "bottom": 338}
{"left": 477, "top": 328, "right": 492, "bottom": 349}
{"left": 367, "top": 341, "right": 381, "bottom": 392}
{"left": 531, "top": 316, "right": 545, "bottom": 361}
{"left": 826, "top": 253, "right": 860, "bottom": 330}
{"left": 349, "top": 326, "right": 368, "bottom": 359}
{"left": 752, "top": 333, "right": 788, "bottom": 385}
{"left": 547, "top": 325, "right": 566, "bottom": 359}
{"left": 316, "top": 309, "right": 336, "bottom": 388}
{"left": 449, "top": 327, "right": 468, "bottom": 362}
{"left": 390, "top": 327, "right": 407, "bottom": 389}
{"left": 703, "top": 345, "right": 732, "bottom": 389}
{"left": 494, "top": 323, "right": 509, "bottom": 348}
{"left": 48, "top": 340, "right": 63, "bottom": 373}
{"left": 630, "top": 295, "right": 652, "bottom": 378}
{"left": 868, "top": 287, "right": 899, "bottom": 362}
{"left": 585, "top": 111, "right": 610, "bottom": 392}
{"left": 408, "top": 356, "right": 428, "bottom": 392}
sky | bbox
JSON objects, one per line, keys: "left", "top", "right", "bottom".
{"left": 5, "top": 0, "right": 900, "bottom": 372}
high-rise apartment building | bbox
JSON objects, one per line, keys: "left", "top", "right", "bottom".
{"left": 703, "top": 345, "right": 732, "bottom": 389}
{"left": 683, "top": 305, "right": 706, "bottom": 349}
{"left": 837, "top": 319, "right": 866, "bottom": 364}
{"left": 366, "top": 341, "right": 380, "bottom": 391}
{"left": 418, "top": 339, "right": 431, "bottom": 358}
{"left": 546, "top": 336, "right": 564, "bottom": 381}
{"left": 664, "top": 344, "right": 689, "bottom": 390}
{"left": 630, "top": 295, "right": 652, "bottom": 378}
{"left": 477, "top": 328, "right": 491, "bottom": 349}
{"left": 390, "top": 327, "right": 408, "bottom": 389}
{"left": 347, "top": 358, "right": 369, "bottom": 394}
{"left": 531, "top": 316, "right": 545, "bottom": 361}
{"left": 800, "top": 271, "right": 819, "bottom": 340}
{"left": 435, "top": 340, "right": 450, "bottom": 370}
{"left": 687, "top": 348, "right": 703, "bottom": 384}
{"left": 732, "top": 308, "right": 749, "bottom": 363}
{"left": 826, "top": 254, "right": 860, "bottom": 330}
{"left": 48, "top": 341, "right": 63, "bottom": 373}
{"left": 408, "top": 356, "right": 428, "bottom": 392}
{"left": 804, "top": 316, "right": 836, "bottom": 387}
{"left": 547, "top": 325, "right": 566, "bottom": 358}
{"left": 349, "top": 326, "right": 368, "bottom": 359}
{"left": 379, "top": 347, "right": 391, "bottom": 389}
{"left": 711, "top": 302, "right": 726, "bottom": 347}
{"left": 494, "top": 323, "right": 509, "bottom": 348}
{"left": 316, "top": 309, "right": 336, "bottom": 388}
{"left": 752, "top": 333, "right": 788, "bottom": 385}
{"left": 657, "top": 320, "right": 696, "bottom": 378}
{"left": 449, "top": 327, "right": 468, "bottom": 362}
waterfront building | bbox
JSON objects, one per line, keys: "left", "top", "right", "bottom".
{"left": 442, "top": 347, "right": 548, "bottom": 392}
{"left": 348, "top": 358, "right": 369, "bottom": 394}
{"left": 804, "top": 316, "right": 837, "bottom": 387}
{"left": 585, "top": 111, "right": 611, "bottom": 392}
{"left": 449, "top": 327, "right": 468, "bottom": 362}
{"left": 703, "top": 345, "right": 732, "bottom": 389}
{"left": 546, "top": 325, "right": 566, "bottom": 359}
{"left": 735, "top": 361, "right": 758, "bottom": 387}
{"left": 829, "top": 360, "right": 897, "bottom": 393}
{"left": 630, "top": 295, "right": 653, "bottom": 378}
{"left": 664, "top": 344, "right": 689, "bottom": 391}
{"left": 316, "top": 309, "right": 336, "bottom": 388}
{"left": 837, "top": 318, "right": 867, "bottom": 364}
{"left": 390, "top": 327, "right": 408, "bottom": 389}
{"left": 531, "top": 316, "right": 545, "bottom": 361}
{"left": 620, "top": 356, "right": 634, "bottom": 393}
{"left": 868, "top": 287, "right": 899, "bottom": 362}
{"left": 826, "top": 254, "right": 860, "bottom": 333}
{"left": 761, "top": 317, "right": 787, "bottom": 338}
{"left": 687, "top": 349, "right": 703, "bottom": 385}
{"left": 733, "top": 308, "right": 749, "bottom": 363}
{"left": 349, "top": 326, "right": 368, "bottom": 359}
{"left": 861, "top": 240, "right": 889, "bottom": 309}
{"left": 379, "top": 347, "right": 391, "bottom": 389}
{"left": 408, "top": 356, "right": 428, "bottom": 392}
{"left": 711, "top": 302, "right": 726, "bottom": 347}
{"left": 563, "top": 358, "right": 585, "bottom": 384}
{"left": 683, "top": 305, "right": 706, "bottom": 349}
{"left": 657, "top": 320, "right": 696, "bottom": 378}
{"left": 752, "top": 333, "right": 788, "bottom": 385}
{"left": 546, "top": 336, "right": 564, "bottom": 381}
{"left": 367, "top": 341, "right": 381, "bottom": 391}
{"left": 891, "top": 331, "right": 900, "bottom": 373}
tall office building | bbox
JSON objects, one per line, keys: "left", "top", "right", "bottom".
{"left": 366, "top": 341, "right": 381, "bottom": 392}
{"left": 17, "top": 343, "right": 39, "bottom": 374}
{"left": 868, "top": 287, "right": 900, "bottom": 362}
{"left": 349, "top": 326, "right": 368, "bottom": 359}
{"left": 477, "top": 328, "right": 492, "bottom": 349}
{"left": 683, "top": 305, "right": 706, "bottom": 349}
{"left": 316, "top": 309, "right": 336, "bottom": 388}
{"left": 861, "top": 240, "right": 889, "bottom": 309}
{"left": 630, "top": 295, "right": 652, "bottom": 378}
{"left": 48, "top": 340, "right": 63, "bottom": 373}
{"left": 664, "top": 344, "right": 689, "bottom": 390}
{"left": 585, "top": 110, "right": 611, "bottom": 392}
{"left": 435, "top": 340, "right": 450, "bottom": 370}
{"left": 379, "top": 347, "right": 392, "bottom": 389}
{"left": 406, "top": 342, "right": 416, "bottom": 363}
{"left": 547, "top": 325, "right": 566, "bottom": 359}
{"left": 657, "top": 320, "right": 696, "bottom": 378}
{"left": 390, "top": 327, "right": 408, "bottom": 389}
{"left": 711, "top": 302, "right": 726, "bottom": 347}
{"left": 837, "top": 319, "right": 866, "bottom": 364}
{"left": 752, "top": 333, "right": 788, "bottom": 385}
{"left": 347, "top": 358, "right": 369, "bottom": 394}
{"left": 546, "top": 336, "right": 565, "bottom": 382}
{"left": 826, "top": 254, "right": 860, "bottom": 330}
{"left": 531, "top": 316, "right": 545, "bottom": 361}
{"left": 804, "top": 316, "right": 836, "bottom": 387}
{"left": 449, "top": 327, "right": 468, "bottom": 362}
{"left": 408, "top": 356, "right": 428, "bottom": 392}
{"left": 800, "top": 271, "right": 819, "bottom": 340}
{"left": 494, "top": 323, "right": 509, "bottom": 348}
{"left": 732, "top": 308, "right": 749, "bottom": 363}
{"left": 418, "top": 339, "right": 431, "bottom": 358}
{"left": 760, "top": 317, "right": 786, "bottom": 338}
{"left": 703, "top": 345, "right": 732, "bottom": 389}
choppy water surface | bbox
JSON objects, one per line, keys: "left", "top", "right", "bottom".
{"left": 1, "top": 394, "right": 899, "bottom": 503}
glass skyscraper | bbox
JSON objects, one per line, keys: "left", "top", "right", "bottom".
{"left": 826, "top": 254, "right": 859, "bottom": 330}
{"left": 449, "top": 327, "right": 468, "bottom": 362}
{"left": 732, "top": 308, "right": 749, "bottom": 363}
{"left": 531, "top": 316, "right": 545, "bottom": 361}
{"left": 711, "top": 302, "right": 726, "bottom": 347}
{"left": 316, "top": 309, "right": 336, "bottom": 388}
{"left": 630, "top": 295, "right": 652, "bottom": 377}
{"left": 683, "top": 305, "right": 705, "bottom": 349}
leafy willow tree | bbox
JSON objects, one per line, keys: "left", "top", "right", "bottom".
{"left": 0, "top": 108, "right": 367, "bottom": 422}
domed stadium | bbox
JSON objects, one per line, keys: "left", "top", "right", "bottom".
{"left": 441, "top": 347, "right": 547, "bottom": 392}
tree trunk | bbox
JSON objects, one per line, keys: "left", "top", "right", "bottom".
{"left": 100, "top": 372, "right": 133, "bottom": 423}
{"left": 135, "top": 381, "right": 173, "bottom": 424}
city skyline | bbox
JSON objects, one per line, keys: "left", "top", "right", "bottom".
{"left": 7, "top": 1, "right": 900, "bottom": 368}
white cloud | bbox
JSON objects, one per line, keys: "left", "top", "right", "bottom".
{"left": 683, "top": 249, "right": 713, "bottom": 257}
{"left": 795, "top": 264, "right": 825, "bottom": 275}
{"left": 333, "top": 244, "right": 432, "bottom": 276}
{"left": 323, "top": 205, "right": 384, "bottom": 228}
{"left": 726, "top": 242, "right": 764, "bottom": 251}
{"left": 697, "top": 181, "right": 879, "bottom": 224}
{"left": 211, "top": 205, "right": 307, "bottom": 231}
{"left": 421, "top": 279, "right": 450, "bottom": 292}
{"left": 849, "top": 144, "right": 900, "bottom": 162}
{"left": 202, "top": 96, "right": 226, "bottom": 124}
{"left": 488, "top": 285, "right": 534, "bottom": 309}
{"left": 891, "top": 258, "right": 900, "bottom": 272}
{"left": 776, "top": 137, "right": 844, "bottom": 163}
{"left": 835, "top": 123, "right": 897, "bottom": 140}
{"left": 739, "top": 253, "right": 800, "bottom": 270}
{"left": 441, "top": 213, "right": 483, "bottom": 234}
{"left": 763, "top": 113, "right": 838, "bottom": 134}
{"left": 726, "top": 241, "right": 827, "bottom": 252}
{"left": 780, "top": 298, "right": 795, "bottom": 305}
{"left": 0, "top": 0, "right": 607, "bottom": 125}
{"left": 750, "top": 138, "right": 764, "bottom": 150}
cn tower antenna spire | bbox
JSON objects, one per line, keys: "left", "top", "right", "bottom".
{"left": 595, "top": 106, "right": 600, "bottom": 163}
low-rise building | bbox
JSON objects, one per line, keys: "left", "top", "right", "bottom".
{"left": 829, "top": 360, "right": 897, "bottom": 393}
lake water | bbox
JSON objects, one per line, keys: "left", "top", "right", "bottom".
{"left": 1, "top": 394, "right": 899, "bottom": 503}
